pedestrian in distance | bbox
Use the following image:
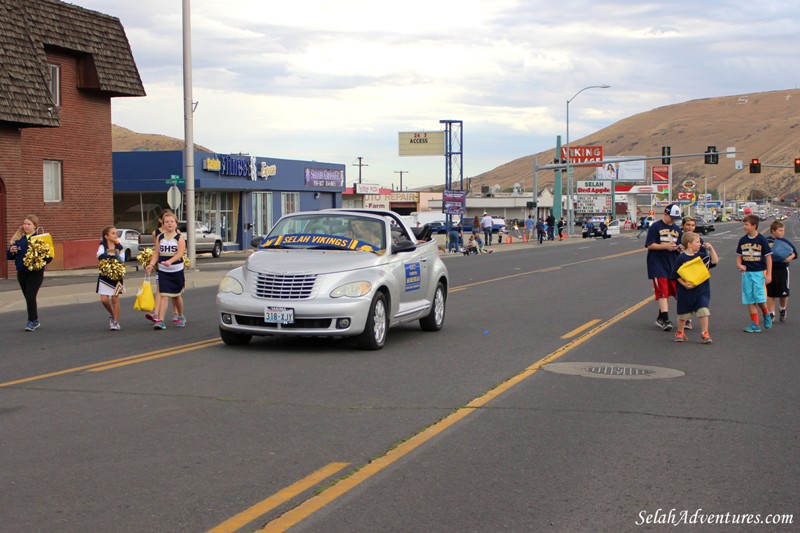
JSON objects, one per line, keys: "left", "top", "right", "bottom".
{"left": 645, "top": 204, "right": 683, "bottom": 331}
{"left": 481, "top": 212, "right": 493, "bottom": 246}
{"left": 6, "top": 214, "right": 51, "bottom": 332}
{"left": 766, "top": 220, "right": 797, "bottom": 323}
{"left": 536, "top": 218, "right": 545, "bottom": 244}
{"left": 97, "top": 226, "right": 124, "bottom": 331}
{"left": 736, "top": 214, "right": 773, "bottom": 333}
{"left": 145, "top": 211, "right": 187, "bottom": 330}
{"left": 671, "top": 231, "right": 719, "bottom": 344}
{"left": 546, "top": 213, "right": 556, "bottom": 241}
{"left": 557, "top": 217, "right": 565, "bottom": 240}
{"left": 447, "top": 220, "right": 463, "bottom": 254}
{"left": 636, "top": 216, "right": 650, "bottom": 239}
{"left": 525, "top": 215, "right": 534, "bottom": 243}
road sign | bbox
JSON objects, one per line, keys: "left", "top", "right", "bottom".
{"left": 167, "top": 185, "right": 182, "bottom": 210}
{"left": 166, "top": 174, "right": 185, "bottom": 185}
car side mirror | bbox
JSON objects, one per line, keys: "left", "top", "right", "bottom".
{"left": 251, "top": 236, "right": 263, "bottom": 248}
{"left": 393, "top": 238, "right": 416, "bottom": 253}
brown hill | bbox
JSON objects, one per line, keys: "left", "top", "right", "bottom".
{"left": 471, "top": 89, "right": 800, "bottom": 200}
{"left": 112, "top": 124, "right": 213, "bottom": 153}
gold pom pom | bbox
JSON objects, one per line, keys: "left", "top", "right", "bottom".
{"left": 99, "top": 258, "right": 127, "bottom": 281}
{"left": 23, "top": 239, "right": 52, "bottom": 271}
{"left": 182, "top": 253, "right": 190, "bottom": 268}
{"left": 136, "top": 247, "right": 154, "bottom": 268}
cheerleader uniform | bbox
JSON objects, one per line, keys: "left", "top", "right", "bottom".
{"left": 156, "top": 232, "right": 185, "bottom": 296}
{"left": 96, "top": 241, "right": 124, "bottom": 296}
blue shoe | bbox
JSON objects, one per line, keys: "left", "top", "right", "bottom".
{"left": 153, "top": 320, "right": 166, "bottom": 330}
{"left": 763, "top": 313, "right": 773, "bottom": 329}
{"left": 743, "top": 322, "right": 761, "bottom": 333}
{"left": 25, "top": 321, "right": 35, "bottom": 332}
{"left": 175, "top": 316, "right": 186, "bottom": 328}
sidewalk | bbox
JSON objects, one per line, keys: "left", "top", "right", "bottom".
{"left": 0, "top": 253, "right": 247, "bottom": 315}
{"left": 0, "top": 234, "right": 596, "bottom": 314}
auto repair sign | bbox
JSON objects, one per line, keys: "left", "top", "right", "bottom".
{"left": 577, "top": 181, "right": 612, "bottom": 195}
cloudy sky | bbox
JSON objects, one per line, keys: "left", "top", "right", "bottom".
{"left": 71, "top": 0, "right": 797, "bottom": 189}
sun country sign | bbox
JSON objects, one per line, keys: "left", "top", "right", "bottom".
{"left": 399, "top": 131, "right": 446, "bottom": 156}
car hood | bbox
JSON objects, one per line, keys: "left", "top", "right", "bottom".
{"left": 245, "top": 248, "right": 384, "bottom": 275}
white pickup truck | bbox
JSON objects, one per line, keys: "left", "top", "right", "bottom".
{"left": 138, "top": 221, "right": 224, "bottom": 258}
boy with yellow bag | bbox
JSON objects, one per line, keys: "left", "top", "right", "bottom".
{"left": 670, "top": 231, "right": 719, "bottom": 344}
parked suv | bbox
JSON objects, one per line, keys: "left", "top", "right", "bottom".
{"left": 694, "top": 216, "right": 715, "bottom": 235}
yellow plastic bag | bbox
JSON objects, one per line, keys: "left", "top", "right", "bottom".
{"left": 677, "top": 256, "right": 710, "bottom": 286}
{"left": 133, "top": 276, "right": 155, "bottom": 312}
{"left": 30, "top": 227, "right": 55, "bottom": 260}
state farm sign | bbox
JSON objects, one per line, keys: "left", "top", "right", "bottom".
{"left": 561, "top": 145, "right": 603, "bottom": 166}
{"left": 577, "top": 181, "right": 612, "bottom": 195}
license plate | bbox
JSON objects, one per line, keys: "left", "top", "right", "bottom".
{"left": 265, "top": 307, "right": 294, "bottom": 324}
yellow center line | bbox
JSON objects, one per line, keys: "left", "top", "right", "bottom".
{"left": 259, "top": 295, "right": 653, "bottom": 532}
{"left": 0, "top": 338, "right": 221, "bottom": 388}
{"left": 89, "top": 340, "right": 223, "bottom": 372}
{"left": 207, "top": 462, "right": 350, "bottom": 533}
{"left": 561, "top": 319, "right": 602, "bottom": 339}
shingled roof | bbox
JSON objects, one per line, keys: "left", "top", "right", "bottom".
{"left": 0, "top": 0, "right": 145, "bottom": 127}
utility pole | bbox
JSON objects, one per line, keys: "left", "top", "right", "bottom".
{"left": 353, "top": 157, "right": 368, "bottom": 184}
{"left": 394, "top": 170, "right": 408, "bottom": 191}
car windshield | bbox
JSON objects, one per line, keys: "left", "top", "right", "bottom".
{"left": 259, "top": 214, "right": 386, "bottom": 253}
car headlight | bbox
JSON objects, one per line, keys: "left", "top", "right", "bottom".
{"left": 218, "top": 276, "right": 244, "bottom": 295}
{"left": 330, "top": 281, "right": 372, "bottom": 298}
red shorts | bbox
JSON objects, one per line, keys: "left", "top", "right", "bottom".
{"left": 653, "top": 278, "right": 677, "bottom": 300}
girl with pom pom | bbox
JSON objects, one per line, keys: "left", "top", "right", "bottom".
{"left": 6, "top": 214, "right": 52, "bottom": 332}
{"left": 97, "top": 226, "right": 125, "bottom": 331}
{"left": 145, "top": 212, "right": 186, "bottom": 329}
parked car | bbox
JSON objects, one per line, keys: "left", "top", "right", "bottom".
{"left": 138, "top": 221, "right": 224, "bottom": 258}
{"left": 582, "top": 218, "right": 613, "bottom": 239}
{"left": 115, "top": 228, "right": 140, "bottom": 262}
{"left": 217, "top": 209, "right": 449, "bottom": 350}
{"left": 694, "top": 216, "right": 715, "bottom": 235}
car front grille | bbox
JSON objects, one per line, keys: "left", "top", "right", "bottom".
{"left": 235, "top": 315, "right": 334, "bottom": 329}
{"left": 254, "top": 273, "right": 317, "bottom": 299}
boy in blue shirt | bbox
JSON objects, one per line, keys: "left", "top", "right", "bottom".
{"left": 645, "top": 204, "right": 683, "bottom": 330}
{"left": 766, "top": 220, "right": 797, "bottom": 322}
{"left": 736, "top": 214, "right": 773, "bottom": 332}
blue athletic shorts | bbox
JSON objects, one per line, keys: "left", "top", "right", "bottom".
{"left": 741, "top": 270, "right": 767, "bottom": 305}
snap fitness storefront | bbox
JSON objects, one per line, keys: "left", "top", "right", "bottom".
{"left": 112, "top": 151, "right": 345, "bottom": 249}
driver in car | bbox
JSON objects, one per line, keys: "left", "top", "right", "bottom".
{"left": 349, "top": 220, "right": 384, "bottom": 248}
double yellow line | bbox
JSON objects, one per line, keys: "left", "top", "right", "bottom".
{"left": 0, "top": 338, "right": 221, "bottom": 388}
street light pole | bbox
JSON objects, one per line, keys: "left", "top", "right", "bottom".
{"left": 565, "top": 84, "right": 610, "bottom": 236}
{"left": 394, "top": 170, "right": 408, "bottom": 191}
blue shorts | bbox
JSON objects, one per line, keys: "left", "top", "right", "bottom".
{"left": 741, "top": 270, "right": 767, "bottom": 304}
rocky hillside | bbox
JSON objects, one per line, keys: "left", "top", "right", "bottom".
{"left": 112, "top": 124, "right": 213, "bottom": 153}
{"left": 470, "top": 89, "right": 800, "bottom": 199}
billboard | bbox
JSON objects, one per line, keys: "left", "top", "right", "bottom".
{"left": 561, "top": 145, "right": 603, "bottom": 166}
{"left": 442, "top": 190, "right": 466, "bottom": 215}
{"left": 595, "top": 158, "right": 646, "bottom": 182}
{"left": 399, "top": 131, "right": 446, "bottom": 156}
{"left": 577, "top": 181, "right": 612, "bottom": 195}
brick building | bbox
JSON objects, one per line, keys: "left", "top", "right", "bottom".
{"left": 0, "top": 0, "right": 144, "bottom": 277}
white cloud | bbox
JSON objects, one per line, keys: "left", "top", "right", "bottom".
{"left": 73, "top": 0, "right": 800, "bottom": 188}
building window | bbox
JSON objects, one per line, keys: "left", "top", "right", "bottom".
{"left": 48, "top": 64, "right": 61, "bottom": 106}
{"left": 281, "top": 192, "right": 300, "bottom": 216}
{"left": 252, "top": 192, "right": 273, "bottom": 236}
{"left": 43, "top": 160, "right": 62, "bottom": 202}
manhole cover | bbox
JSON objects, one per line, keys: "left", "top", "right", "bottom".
{"left": 542, "top": 362, "right": 685, "bottom": 380}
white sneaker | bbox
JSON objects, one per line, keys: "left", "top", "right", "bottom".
{"left": 110, "top": 321, "right": 121, "bottom": 331}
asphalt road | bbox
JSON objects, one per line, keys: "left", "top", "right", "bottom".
{"left": 1, "top": 222, "right": 798, "bottom": 532}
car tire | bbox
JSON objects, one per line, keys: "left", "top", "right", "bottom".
{"left": 420, "top": 281, "right": 446, "bottom": 332}
{"left": 212, "top": 241, "right": 223, "bottom": 258}
{"left": 356, "top": 292, "right": 388, "bottom": 350}
{"left": 219, "top": 327, "right": 252, "bottom": 346}
{"left": 124, "top": 248, "right": 131, "bottom": 262}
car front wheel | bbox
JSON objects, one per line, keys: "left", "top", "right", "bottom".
{"left": 357, "top": 292, "right": 388, "bottom": 350}
{"left": 212, "top": 241, "right": 223, "bottom": 258}
{"left": 219, "top": 327, "right": 252, "bottom": 346}
{"left": 420, "top": 282, "right": 446, "bottom": 331}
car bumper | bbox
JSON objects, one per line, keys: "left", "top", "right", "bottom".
{"left": 217, "top": 292, "right": 372, "bottom": 337}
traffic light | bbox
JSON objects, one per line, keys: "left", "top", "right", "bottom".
{"left": 749, "top": 158, "right": 761, "bottom": 173}
{"left": 661, "top": 146, "right": 671, "bottom": 165}
{"left": 794, "top": 158, "right": 800, "bottom": 173}
{"left": 704, "top": 146, "right": 718, "bottom": 164}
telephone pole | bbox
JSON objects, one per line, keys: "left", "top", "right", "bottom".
{"left": 353, "top": 157, "right": 368, "bottom": 184}
{"left": 394, "top": 170, "right": 408, "bottom": 191}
